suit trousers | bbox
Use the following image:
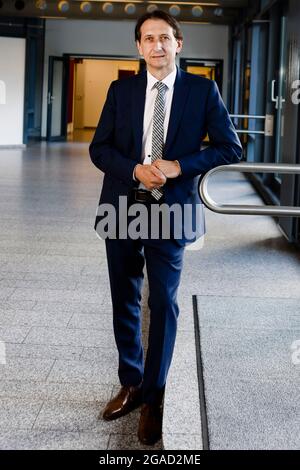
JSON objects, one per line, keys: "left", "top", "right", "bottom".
{"left": 105, "top": 233, "right": 184, "bottom": 405}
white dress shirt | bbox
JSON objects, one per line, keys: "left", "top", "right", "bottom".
{"left": 137, "top": 67, "right": 177, "bottom": 189}
{"left": 134, "top": 66, "right": 205, "bottom": 250}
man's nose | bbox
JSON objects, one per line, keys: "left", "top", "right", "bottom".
{"left": 153, "top": 40, "right": 163, "bottom": 50}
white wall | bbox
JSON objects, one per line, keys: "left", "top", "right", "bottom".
{"left": 42, "top": 19, "right": 229, "bottom": 137}
{"left": 0, "top": 37, "right": 25, "bottom": 146}
{"left": 180, "top": 22, "right": 229, "bottom": 98}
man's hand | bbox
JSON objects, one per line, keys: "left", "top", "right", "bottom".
{"left": 134, "top": 164, "right": 167, "bottom": 190}
{"left": 152, "top": 159, "right": 181, "bottom": 178}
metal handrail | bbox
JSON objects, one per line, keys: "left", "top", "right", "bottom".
{"left": 229, "top": 113, "right": 274, "bottom": 137}
{"left": 229, "top": 114, "right": 266, "bottom": 119}
{"left": 199, "top": 163, "right": 300, "bottom": 216}
{"left": 235, "top": 130, "right": 265, "bottom": 134}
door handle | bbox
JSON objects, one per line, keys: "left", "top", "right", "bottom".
{"left": 271, "top": 80, "right": 279, "bottom": 109}
{"left": 47, "top": 92, "right": 55, "bottom": 104}
{"left": 271, "top": 79, "right": 285, "bottom": 109}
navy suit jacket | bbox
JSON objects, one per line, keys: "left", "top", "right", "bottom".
{"left": 89, "top": 67, "right": 242, "bottom": 246}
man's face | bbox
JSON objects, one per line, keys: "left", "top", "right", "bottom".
{"left": 136, "top": 19, "right": 183, "bottom": 76}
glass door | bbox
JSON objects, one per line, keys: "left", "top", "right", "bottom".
{"left": 277, "top": 16, "right": 299, "bottom": 241}
{"left": 180, "top": 58, "right": 223, "bottom": 96}
{"left": 273, "top": 16, "right": 287, "bottom": 172}
{"left": 46, "top": 56, "right": 68, "bottom": 141}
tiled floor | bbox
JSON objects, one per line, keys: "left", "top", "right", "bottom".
{"left": 1, "top": 142, "right": 299, "bottom": 450}
{"left": 163, "top": 170, "right": 300, "bottom": 450}
{"left": 0, "top": 142, "right": 161, "bottom": 450}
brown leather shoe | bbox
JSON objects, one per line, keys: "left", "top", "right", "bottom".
{"left": 101, "top": 385, "right": 142, "bottom": 421}
{"left": 137, "top": 403, "right": 163, "bottom": 445}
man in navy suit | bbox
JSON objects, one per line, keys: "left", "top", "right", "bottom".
{"left": 90, "top": 10, "right": 242, "bottom": 445}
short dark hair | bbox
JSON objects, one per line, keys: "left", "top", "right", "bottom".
{"left": 135, "top": 10, "right": 183, "bottom": 43}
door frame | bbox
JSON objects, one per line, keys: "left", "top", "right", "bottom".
{"left": 46, "top": 56, "right": 69, "bottom": 141}
{"left": 180, "top": 58, "right": 223, "bottom": 96}
{"left": 46, "top": 53, "right": 140, "bottom": 142}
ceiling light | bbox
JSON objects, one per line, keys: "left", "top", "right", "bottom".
{"left": 15, "top": 0, "right": 25, "bottom": 10}
{"left": 192, "top": 6, "right": 203, "bottom": 17}
{"left": 35, "top": 0, "right": 47, "bottom": 9}
{"left": 58, "top": 1, "right": 69, "bottom": 13}
{"left": 214, "top": 7, "right": 223, "bottom": 17}
{"left": 147, "top": 4, "right": 158, "bottom": 13}
{"left": 124, "top": 3, "right": 136, "bottom": 15}
{"left": 80, "top": 2, "right": 92, "bottom": 13}
{"left": 169, "top": 5, "right": 180, "bottom": 17}
{"left": 103, "top": 2, "right": 113, "bottom": 14}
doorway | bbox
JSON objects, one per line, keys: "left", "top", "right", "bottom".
{"left": 46, "top": 56, "right": 68, "bottom": 142}
{"left": 180, "top": 58, "right": 223, "bottom": 144}
{"left": 46, "top": 56, "right": 140, "bottom": 143}
{"left": 180, "top": 58, "right": 223, "bottom": 95}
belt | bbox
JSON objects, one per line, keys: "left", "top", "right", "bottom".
{"left": 131, "top": 188, "right": 160, "bottom": 203}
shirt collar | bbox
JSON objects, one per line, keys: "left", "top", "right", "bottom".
{"left": 146, "top": 66, "right": 177, "bottom": 92}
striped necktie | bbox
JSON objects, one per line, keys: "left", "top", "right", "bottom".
{"left": 151, "top": 81, "right": 167, "bottom": 201}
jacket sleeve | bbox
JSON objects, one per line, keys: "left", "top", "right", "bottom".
{"left": 89, "top": 81, "right": 137, "bottom": 186}
{"left": 177, "top": 80, "right": 243, "bottom": 178}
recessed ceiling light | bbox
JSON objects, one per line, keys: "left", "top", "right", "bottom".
{"left": 124, "top": 3, "right": 136, "bottom": 14}
{"left": 80, "top": 2, "right": 92, "bottom": 13}
{"left": 192, "top": 5, "right": 203, "bottom": 17}
{"left": 58, "top": 1, "right": 69, "bottom": 13}
{"left": 214, "top": 7, "right": 223, "bottom": 17}
{"left": 103, "top": 2, "right": 114, "bottom": 14}
{"left": 35, "top": 0, "right": 47, "bottom": 10}
{"left": 147, "top": 4, "right": 158, "bottom": 13}
{"left": 15, "top": 0, "right": 25, "bottom": 10}
{"left": 169, "top": 5, "right": 180, "bottom": 16}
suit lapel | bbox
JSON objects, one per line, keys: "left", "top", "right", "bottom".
{"left": 131, "top": 68, "right": 190, "bottom": 161}
{"left": 164, "top": 68, "right": 190, "bottom": 158}
{"left": 131, "top": 70, "right": 147, "bottom": 161}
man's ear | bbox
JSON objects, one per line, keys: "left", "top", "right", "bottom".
{"left": 136, "top": 40, "right": 142, "bottom": 56}
{"left": 176, "top": 39, "right": 183, "bottom": 53}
